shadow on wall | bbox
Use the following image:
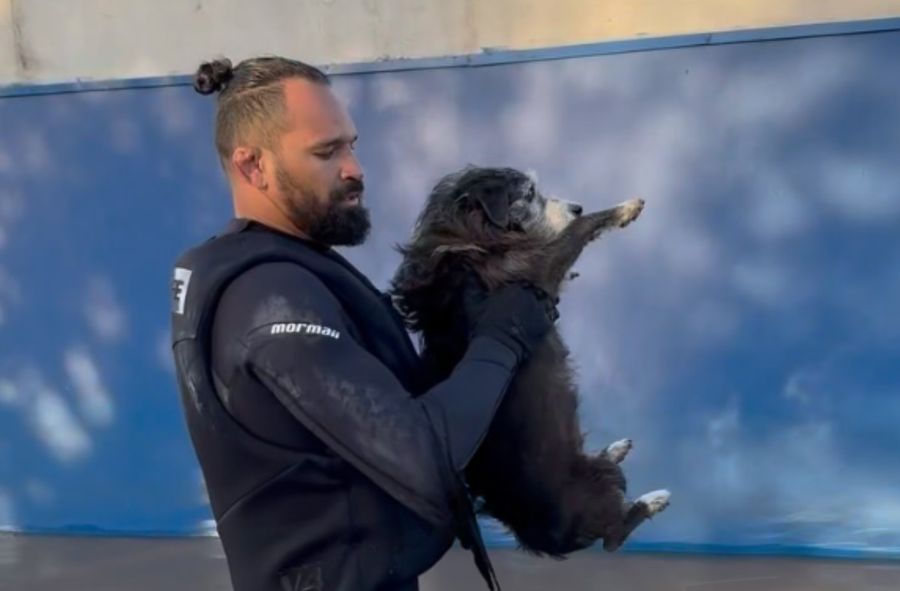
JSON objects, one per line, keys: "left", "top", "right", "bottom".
{"left": 0, "top": 29, "right": 898, "bottom": 557}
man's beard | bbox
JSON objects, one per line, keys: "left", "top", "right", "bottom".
{"left": 277, "top": 167, "right": 371, "bottom": 246}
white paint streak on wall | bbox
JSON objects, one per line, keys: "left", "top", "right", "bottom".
{"left": 83, "top": 276, "right": 127, "bottom": 343}
{"left": 64, "top": 347, "right": 115, "bottom": 427}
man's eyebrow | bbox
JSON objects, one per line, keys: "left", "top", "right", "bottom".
{"left": 310, "top": 134, "right": 358, "bottom": 150}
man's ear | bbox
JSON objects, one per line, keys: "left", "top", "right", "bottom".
{"left": 232, "top": 146, "right": 267, "bottom": 190}
{"left": 468, "top": 184, "right": 510, "bottom": 228}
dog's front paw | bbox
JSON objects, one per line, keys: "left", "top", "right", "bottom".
{"left": 635, "top": 489, "right": 671, "bottom": 517}
{"left": 600, "top": 438, "right": 633, "bottom": 464}
{"left": 615, "top": 198, "right": 645, "bottom": 227}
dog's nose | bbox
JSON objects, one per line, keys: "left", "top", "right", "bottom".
{"left": 569, "top": 203, "right": 583, "bottom": 216}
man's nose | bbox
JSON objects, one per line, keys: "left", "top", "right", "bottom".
{"left": 568, "top": 203, "right": 583, "bottom": 216}
{"left": 342, "top": 151, "right": 364, "bottom": 182}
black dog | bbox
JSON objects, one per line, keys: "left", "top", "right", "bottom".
{"left": 390, "top": 166, "right": 670, "bottom": 556}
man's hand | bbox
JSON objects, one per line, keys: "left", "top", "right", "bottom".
{"left": 462, "top": 273, "right": 559, "bottom": 362}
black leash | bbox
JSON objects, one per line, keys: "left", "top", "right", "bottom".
{"left": 452, "top": 475, "right": 502, "bottom": 591}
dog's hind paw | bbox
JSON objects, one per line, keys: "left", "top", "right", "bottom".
{"left": 603, "top": 488, "right": 671, "bottom": 553}
{"left": 601, "top": 438, "right": 633, "bottom": 464}
{"left": 615, "top": 198, "right": 645, "bottom": 227}
{"left": 635, "top": 489, "right": 671, "bottom": 517}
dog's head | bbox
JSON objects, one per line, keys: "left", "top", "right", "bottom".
{"left": 391, "top": 166, "right": 581, "bottom": 331}
{"left": 414, "top": 166, "right": 583, "bottom": 242}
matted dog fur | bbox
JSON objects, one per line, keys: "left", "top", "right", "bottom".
{"left": 390, "top": 166, "right": 669, "bottom": 556}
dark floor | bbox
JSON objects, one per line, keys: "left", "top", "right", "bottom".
{"left": 1, "top": 534, "right": 899, "bottom": 590}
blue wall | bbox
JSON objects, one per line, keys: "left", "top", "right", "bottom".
{"left": 1, "top": 28, "right": 898, "bottom": 559}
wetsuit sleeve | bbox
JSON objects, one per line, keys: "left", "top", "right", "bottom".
{"left": 216, "top": 262, "right": 520, "bottom": 527}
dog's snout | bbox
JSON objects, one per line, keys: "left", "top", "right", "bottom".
{"left": 569, "top": 203, "right": 583, "bottom": 216}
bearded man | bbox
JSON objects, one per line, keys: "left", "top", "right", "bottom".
{"left": 169, "top": 55, "right": 557, "bottom": 591}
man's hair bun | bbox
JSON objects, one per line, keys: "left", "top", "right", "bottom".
{"left": 193, "top": 58, "right": 234, "bottom": 95}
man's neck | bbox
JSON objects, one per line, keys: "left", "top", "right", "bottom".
{"left": 233, "top": 195, "right": 312, "bottom": 241}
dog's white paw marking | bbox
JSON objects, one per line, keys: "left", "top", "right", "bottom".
{"left": 602, "top": 438, "right": 633, "bottom": 464}
{"left": 636, "top": 489, "right": 671, "bottom": 517}
{"left": 616, "top": 198, "right": 645, "bottom": 227}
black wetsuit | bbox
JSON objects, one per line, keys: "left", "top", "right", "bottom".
{"left": 170, "top": 218, "right": 534, "bottom": 591}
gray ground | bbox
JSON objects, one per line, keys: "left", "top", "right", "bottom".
{"left": 1, "top": 534, "right": 899, "bottom": 590}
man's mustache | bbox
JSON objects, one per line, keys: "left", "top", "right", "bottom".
{"left": 338, "top": 179, "right": 365, "bottom": 197}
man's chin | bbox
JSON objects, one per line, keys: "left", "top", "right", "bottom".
{"left": 309, "top": 203, "right": 371, "bottom": 246}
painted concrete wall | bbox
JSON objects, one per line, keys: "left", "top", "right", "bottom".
{"left": 2, "top": 0, "right": 900, "bottom": 86}
{"left": 1, "top": 27, "right": 899, "bottom": 558}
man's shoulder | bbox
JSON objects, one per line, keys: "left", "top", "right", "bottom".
{"left": 212, "top": 260, "right": 350, "bottom": 353}
{"left": 227, "top": 260, "right": 330, "bottom": 294}
{"left": 173, "top": 220, "right": 342, "bottom": 325}
{"left": 174, "top": 219, "right": 264, "bottom": 258}
{"left": 219, "top": 261, "right": 343, "bottom": 323}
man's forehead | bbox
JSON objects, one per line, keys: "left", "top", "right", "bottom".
{"left": 282, "top": 79, "right": 355, "bottom": 137}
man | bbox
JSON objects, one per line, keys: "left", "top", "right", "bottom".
{"left": 170, "top": 56, "right": 557, "bottom": 591}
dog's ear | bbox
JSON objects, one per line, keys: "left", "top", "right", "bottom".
{"left": 467, "top": 185, "right": 511, "bottom": 228}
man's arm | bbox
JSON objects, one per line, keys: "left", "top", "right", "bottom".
{"left": 214, "top": 262, "right": 549, "bottom": 528}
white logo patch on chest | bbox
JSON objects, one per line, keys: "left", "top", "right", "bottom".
{"left": 172, "top": 267, "right": 192, "bottom": 315}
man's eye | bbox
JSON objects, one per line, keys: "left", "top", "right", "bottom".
{"left": 315, "top": 149, "right": 336, "bottom": 159}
